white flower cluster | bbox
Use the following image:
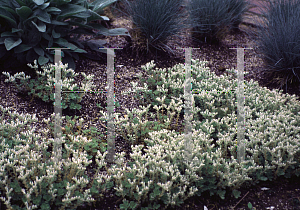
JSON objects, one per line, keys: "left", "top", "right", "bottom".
{"left": 0, "top": 105, "right": 110, "bottom": 209}
{"left": 110, "top": 58, "right": 300, "bottom": 208}
{"left": 0, "top": 58, "right": 299, "bottom": 209}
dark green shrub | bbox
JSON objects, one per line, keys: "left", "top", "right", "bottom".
{"left": 186, "top": 0, "right": 249, "bottom": 45}
{"left": 245, "top": 0, "right": 300, "bottom": 93}
{"left": 0, "top": 0, "right": 130, "bottom": 72}
{"left": 117, "top": 0, "right": 188, "bottom": 55}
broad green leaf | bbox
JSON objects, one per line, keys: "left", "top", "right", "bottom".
{"left": 45, "top": 7, "right": 61, "bottom": 15}
{"left": 4, "top": 37, "right": 22, "bottom": 50}
{"left": 11, "top": 28, "right": 23, "bottom": 33}
{"left": 56, "top": 4, "right": 87, "bottom": 20}
{"left": 32, "top": 0, "right": 44, "bottom": 6}
{"left": 54, "top": 38, "right": 77, "bottom": 50}
{"left": 85, "top": 39, "right": 107, "bottom": 53}
{"left": 26, "top": 48, "right": 38, "bottom": 63}
{"left": 52, "top": 29, "right": 60, "bottom": 38}
{"left": 67, "top": 20, "right": 94, "bottom": 30}
{"left": 39, "top": 2, "right": 50, "bottom": 10}
{"left": 34, "top": 8, "right": 51, "bottom": 23}
{"left": 92, "top": 0, "right": 117, "bottom": 14}
{"left": 1, "top": 31, "right": 18, "bottom": 37}
{"left": 0, "top": 6, "right": 17, "bottom": 16}
{"left": 31, "top": 20, "right": 46, "bottom": 32}
{"left": 0, "top": 8, "right": 17, "bottom": 28}
{"left": 14, "top": 44, "right": 32, "bottom": 53}
{"left": 50, "top": 19, "right": 69, "bottom": 26}
{"left": 16, "top": 6, "right": 32, "bottom": 20}
{"left": 100, "top": 28, "right": 130, "bottom": 36}
{"left": 14, "top": 0, "right": 27, "bottom": 7}
{"left": 73, "top": 47, "right": 87, "bottom": 53}
{"left": 34, "top": 47, "right": 44, "bottom": 56}
{"left": 86, "top": 9, "right": 107, "bottom": 22}
{"left": 38, "top": 55, "right": 49, "bottom": 65}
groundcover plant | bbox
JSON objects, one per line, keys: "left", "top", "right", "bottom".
{"left": 0, "top": 58, "right": 300, "bottom": 210}
{"left": 1, "top": 0, "right": 300, "bottom": 209}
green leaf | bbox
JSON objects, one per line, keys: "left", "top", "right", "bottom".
{"left": 86, "top": 9, "right": 106, "bottom": 22}
{"left": 34, "top": 8, "right": 51, "bottom": 24}
{"left": 39, "top": 2, "right": 50, "bottom": 10}
{"left": 85, "top": 39, "right": 107, "bottom": 53}
{"left": 32, "top": 0, "right": 44, "bottom": 6}
{"left": 4, "top": 37, "right": 22, "bottom": 51}
{"left": 45, "top": 7, "right": 61, "bottom": 15}
{"left": 50, "top": 19, "right": 69, "bottom": 26}
{"left": 0, "top": 8, "right": 17, "bottom": 28}
{"left": 260, "top": 176, "right": 267, "bottom": 181}
{"left": 56, "top": 4, "right": 87, "bottom": 20}
{"left": 217, "top": 189, "right": 226, "bottom": 199}
{"left": 133, "top": 117, "right": 139, "bottom": 125}
{"left": 99, "top": 28, "right": 130, "bottom": 37}
{"left": 31, "top": 20, "right": 46, "bottom": 32}
{"left": 38, "top": 55, "right": 49, "bottom": 65}
{"left": 54, "top": 38, "right": 77, "bottom": 50}
{"left": 32, "top": 194, "right": 42, "bottom": 205}
{"left": 92, "top": 0, "right": 118, "bottom": 14}
{"left": 69, "top": 93, "right": 76, "bottom": 100}
{"left": 16, "top": 6, "right": 32, "bottom": 20}
{"left": 34, "top": 47, "right": 44, "bottom": 56}
{"left": 232, "top": 189, "right": 241, "bottom": 199}
{"left": 1, "top": 31, "right": 18, "bottom": 37}
{"left": 52, "top": 29, "right": 60, "bottom": 38}
{"left": 14, "top": 44, "right": 32, "bottom": 53}
{"left": 26, "top": 48, "right": 38, "bottom": 63}
{"left": 14, "top": 0, "right": 26, "bottom": 7}
{"left": 11, "top": 28, "right": 23, "bottom": 33}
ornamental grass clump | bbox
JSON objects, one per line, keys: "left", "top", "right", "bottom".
{"left": 227, "top": 0, "right": 250, "bottom": 33}
{"left": 119, "top": 0, "right": 188, "bottom": 55}
{"left": 245, "top": 0, "right": 300, "bottom": 93}
{"left": 2, "top": 60, "right": 95, "bottom": 110}
{"left": 186, "top": 0, "right": 249, "bottom": 45}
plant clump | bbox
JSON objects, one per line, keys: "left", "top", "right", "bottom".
{"left": 0, "top": 0, "right": 130, "bottom": 72}
{"left": 1, "top": 59, "right": 300, "bottom": 210}
{"left": 2, "top": 60, "right": 95, "bottom": 111}
{"left": 119, "top": 0, "right": 188, "bottom": 56}
{"left": 186, "top": 0, "right": 250, "bottom": 45}
{"left": 245, "top": 0, "right": 300, "bottom": 93}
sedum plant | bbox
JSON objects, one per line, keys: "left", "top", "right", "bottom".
{"left": 0, "top": 0, "right": 130, "bottom": 72}
{"left": 186, "top": 0, "right": 249, "bottom": 45}
{"left": 1, "top": 59, "right": 300, "bottom": 209}
{"left": 118, "top": 0, "right": 188, "bottom": 55}
{"left": 105, "top": 58, "right": 300, "bottom": 209}
{"left": 0, "top": 105, "right": 118, "bottom": 210}
{"left": 245, "top": 0, "right": 300, "bottom": 94}
{"left": 2, "top": 60, "right": 95, "bottom": 110}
